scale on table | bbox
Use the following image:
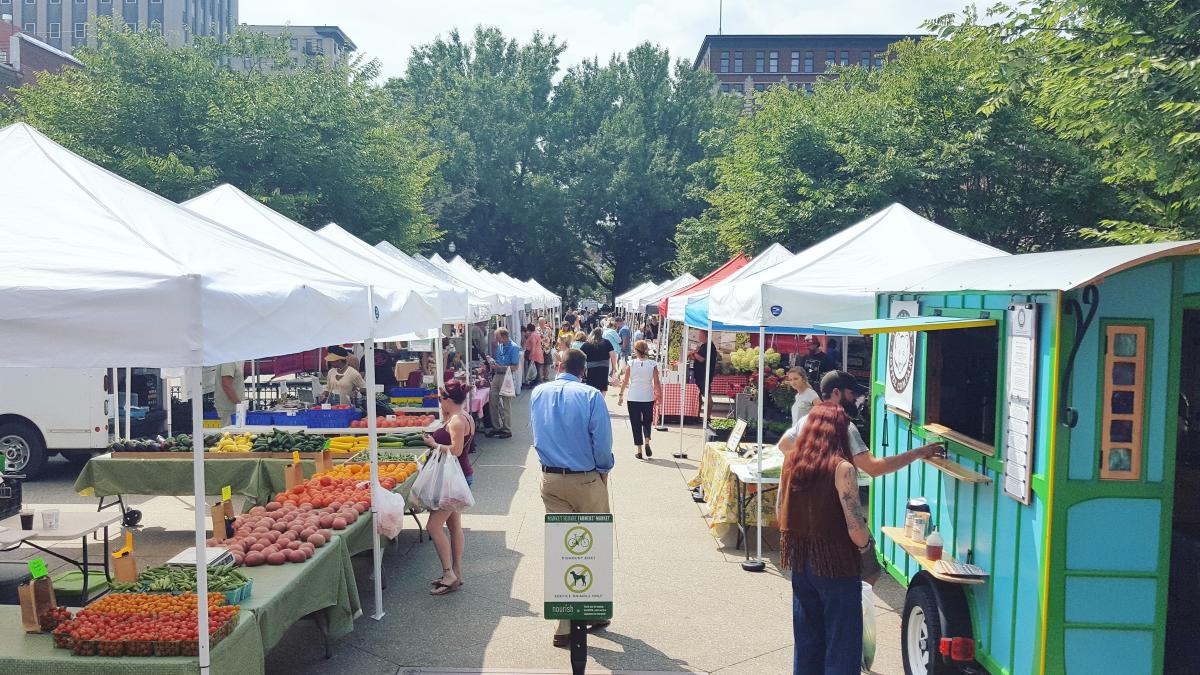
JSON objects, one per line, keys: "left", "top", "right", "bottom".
{"left": 166, "top": 547, "right": 236, "bottom": 567}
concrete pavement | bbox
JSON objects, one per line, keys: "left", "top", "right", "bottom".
{"left": 6, "top": 385, "right": 908, "bottom": 673}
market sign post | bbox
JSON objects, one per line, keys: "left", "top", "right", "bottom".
{"left": 545, "top": 513, "right": 613, "bottom": 675}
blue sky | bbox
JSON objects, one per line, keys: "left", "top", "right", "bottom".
{"left": 240, "top": 0, "right": 986, "bottom": 79}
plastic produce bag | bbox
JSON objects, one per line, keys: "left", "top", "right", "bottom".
{"left": 408, "top": 450, "right": 475, "bottom": 513}
{"left": 499, "top": 368, "right": 516, "bottom": 397}
{"left": 862, "top": 581, "right": 877, "bottom": 670}
{"left": 372, "top": 480, "right": 406, "bottom": 539}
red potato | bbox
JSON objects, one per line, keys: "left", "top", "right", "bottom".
{"left": 271, "top": 521, "right": 289, "bottom": 533}
{"left": 252, "top": 526, "right": 269, "bottom": 535}
{"left": 263, "top": 531, "right": 279, "bottom": 543}
{"left": 267, "top": 551, "right": 287, "bottom": 565}
{"left": 307, "top": 533, "right": 326, "bottom": 547}
{"left": 232, "top": 552, "right": 244, "bottom": 565}
{"left": 287, "top": 540, "right": 302, "bottom": 551}
{"left": 206, "top": 537, "right": 221, "bottom": 547}
{"left": 265, "top": 502, "right": 282, "bottom": 511}
{"left": 249, "top": 543, "right": 265, "bottom": 553}
{"left": 299, "top": 543, "right": 314, "bottom": 555}
{"left": 300, "top": 503, "right": 313, "bottom": 511}
{"left": 249, "top": 506, "right": 266, "bottom": 515}
{"left": 287, "top": 549, "right": 306, "bottom": 563}
{"left": 329, "top": 501, "right": 343, "bottom": 511}
{"left": 331, "top": 518, "right": 347, "bottom": 530}
{"left": 318, "top": 514, "right": 334, "bottom": 528}
{"left": 244, "top": 551, "right": 266, "bottom": 566}
{"left": 318, "top": 529, "right": 333, "bottom": 541}
{"left": 354, "top": 502, "right": 368, "bottom": 514}
{"left": 300, "top": 528, "right": 316, "bottom": 540}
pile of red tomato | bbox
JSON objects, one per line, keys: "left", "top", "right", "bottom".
{"left": 51, "top": 593, "right": 238, "bottom": 657}
{"left": 349, "top": 414, "right": 436, "bottom": 428}
{"left": 272, "top": 476, "right": 375, "bottom": 510}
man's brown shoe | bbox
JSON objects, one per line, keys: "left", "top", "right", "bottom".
{"left": 552, "top": 634, "right": 570, "bottom": 648}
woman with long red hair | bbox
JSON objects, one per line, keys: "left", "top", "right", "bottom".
{"left": 777, "top": 401, "right": 873, "bottom": 674}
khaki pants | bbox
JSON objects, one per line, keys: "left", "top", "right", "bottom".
{"left": 489, "top": 371, "right": 512, "bottom": 433}
{"left": 541, "top": 471, "right": 611, "bottom": 635}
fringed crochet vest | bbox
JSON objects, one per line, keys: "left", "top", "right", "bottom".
{"left": 778, "top": 466, "right": 861, "bottom": 578}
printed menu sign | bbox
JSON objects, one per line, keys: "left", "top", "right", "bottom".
{"left": 1003, "top": 304, "right": 1038, "bottom": 504}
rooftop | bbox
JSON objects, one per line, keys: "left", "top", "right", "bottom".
{"left": 694, "top": 33, "right": 926, "bottom": 69}
{"left": 242, "top": 24, "right": 356, "bottom": 52}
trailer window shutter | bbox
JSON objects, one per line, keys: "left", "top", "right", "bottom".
{"left": 1099, "top": 324, "right": 1147, "bottom": 480}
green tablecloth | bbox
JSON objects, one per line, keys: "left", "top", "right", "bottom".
{"left": 73, "top": 455, "right": 321, "bottom": 506}
{"left": 0, "top": 605, "right": 265, "bottom": 675}
{"left": 239, "top": 529, "right": 361, "bottom": 652}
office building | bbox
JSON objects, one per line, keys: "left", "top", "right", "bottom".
{"left": 0, "top": 0, "right": 237, "bottom": 53}
{"left": 239, "top": 24, "right": 354, "bottom": 69}
{"left": 694, "top": 34, "right": 923, "bottom": 95}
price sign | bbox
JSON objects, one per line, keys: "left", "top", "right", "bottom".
{"left": 27, "top": 558, "right": 48, "bottom": 579}
{"left": 545, "top": 514, "right": 612, "bottom": 621}
{"left": 725, "top": 419, "right": 748, "bottom": 453}
{"left": 221, "top": 485, "right": 232, "bottom": 502}
{"left": 292, "top": 451, "right": 301, "bottom": 465}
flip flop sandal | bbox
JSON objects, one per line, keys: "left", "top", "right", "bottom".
{"left": 430, "top": 580, "right": 461, "bottom": 596}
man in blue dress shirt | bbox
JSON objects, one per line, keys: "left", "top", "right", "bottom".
{"left": 530, "top": 349, "right": 614, "bottom": 646}
{"left": 487, "top": 327, "right": 520, "bottom": 438}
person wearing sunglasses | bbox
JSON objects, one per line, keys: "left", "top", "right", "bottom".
{"left": 421, "top": 380, "right": 476, "bottom": 596}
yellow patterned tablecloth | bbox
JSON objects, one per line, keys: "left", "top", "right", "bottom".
{"left": 689, "top": 442, "right": 778, "bottom": 530}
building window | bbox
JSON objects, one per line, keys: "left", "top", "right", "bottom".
{"left": 24, "top": 0, "right": 34, "bottom": 4}
{"left": 804, "top": 82, "right": 813, "bottom": 94}
{"left": 289, "top": 38, "right": 298, "bottom": 50}
{"left": 862, "top": 51, "right": 871, "bottom": 68}
{"left": 768, "top": 50, "right": 778, "bottom": 73}
{"left": 825, "top": 50, "right": 835, "bottom": 69}
{"left": 151, "top": 0, "right": 161, "bottom": 3}
{"left": 754, "top": 51, "right": 764, "bottom": 73}
{"left": 74, "top": 23, "right": 86, "bottom": 39}
{"left": 719, "top": 83, "right": 731, "bottom": 93}
{"left": 754, "top": 83, "right": 766, "bottom": 92}
{"left": 23, "top": 23, "right": 35, "bottom": 34}
{"left": 719, "top": 51, "right": 729, "bottom": 73}
{"left": 733, "top": 50, "right": 742, "bottom": 73}
{"left": 875, "top": 56, "right": 884, "bottom": 69}
{"left": 840, "top": 50, "right": 849, "bottom": 66}
{"left": 50, "top": 0, "right": 61, "bottom": 5}
{"left": 731, "top": 83, "right": 744, "bottom": 94}
{"left": 0, "top": 50, "right": 7, "bottom": 63}
{"left": 48, "top": 22, "right": 60, "bottom": 38}
{"left": 1100, "top": 324, "right": 1148, "bottom": 479}
{"left": 804, "top": 51, "right": 813, "bottom": 73}
{"left": 924, "top": 325, "right": 1001, "bottom": 449}
{"left": 790, "top": 51, "right": 799, "bottom": 73}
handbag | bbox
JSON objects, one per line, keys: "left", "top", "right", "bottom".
{"left": 499, "top": 368, "right": 516, "bottom": 397}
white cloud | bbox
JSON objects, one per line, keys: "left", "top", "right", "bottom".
{"left": 238, "top": 0, "right": 983, "bottom": 79}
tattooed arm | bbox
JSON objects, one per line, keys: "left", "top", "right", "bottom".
{"left": 836, "top": 461, "right": 872, "bottom": 550}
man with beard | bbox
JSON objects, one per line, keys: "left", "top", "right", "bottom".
{"left": 780, "top": 371, "right": 943, "bottom": 476}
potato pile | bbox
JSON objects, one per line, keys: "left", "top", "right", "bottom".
{"left": 210, "top": 500, "right": 366, "bottom": 566}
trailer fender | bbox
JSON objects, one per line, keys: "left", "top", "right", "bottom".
{"left": 911, "top": 571, "right": 973, "bottom": 639}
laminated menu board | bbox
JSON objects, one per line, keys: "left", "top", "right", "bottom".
{"left": 1003, "top": 303, "right": 1038, "bottom": 504}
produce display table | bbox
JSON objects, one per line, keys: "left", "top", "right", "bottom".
{"left": 73, "top": 455, "right": 322, "bottom": 506}
{"left": 334, "top": 473, "right": 418, "bottom": 557}
{"left": 0, "top": 604, "right": 266, "bottom": 674}
{"left": 214, "top": 425, "right": 437, "bottom": 436}
{"left": 239, "top": 530, "right": 361, "bottom": 655}
{"left": 688, "top": 442, "right": 779, "bottom": 535}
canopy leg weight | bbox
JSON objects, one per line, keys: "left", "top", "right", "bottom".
{"left": 742, "top": 559, "right": 766, "bottom": 573}
{"left": 569, "top": 619, "right": 587, "bottom": 675}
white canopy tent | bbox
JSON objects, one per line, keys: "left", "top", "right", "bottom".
{"left": 615, "top": 280, "right": 657, "bottom": 311}
{"left": 0, "top": 123, "right": 379, "bottom": 672}
{"left": 183, "top": 185, "right": 441, "bottom": 341}
{"left": 619, "top": 279, "right": 666, "bottom": 312}
{"left": 709, "top": 203, "right": 1009, "bottom": 330}
{"left": 635, "top": 273, "right": 698, "bottom": 313}
{"left": 375, "top": 241, "right": 505, "bottom": 320}
{"left": 665, "top": 243, "right": 794, "bottom": 322}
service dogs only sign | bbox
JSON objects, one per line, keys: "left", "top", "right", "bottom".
{"left": 544, "top": 513, "right": 613, "bottom": 620}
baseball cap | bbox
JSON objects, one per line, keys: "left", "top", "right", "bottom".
{"left": 820, "top": 370, "right": 865, "bottom": 398}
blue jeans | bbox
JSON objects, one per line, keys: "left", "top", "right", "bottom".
{"left": 791, "top": 562, "right": 863, "bottom": 675}
{"left": 465, "top": 474, "right": 474, "bottom": 487}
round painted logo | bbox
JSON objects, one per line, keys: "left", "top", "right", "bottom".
{"left": 888, "top": 310, "right": 916, "bottom": 396}
{"left": 769, "top": 305, "right": 783, "bottom": 317}
{"left": 373, "top": 306, "right": 381, "bottom": 321}
{"left": 564, "top": 564, "right": 593, "bottom": 594}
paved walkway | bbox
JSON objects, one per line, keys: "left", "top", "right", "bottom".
{"left": 267, "top": 387, "right": 907, "bottom": 674}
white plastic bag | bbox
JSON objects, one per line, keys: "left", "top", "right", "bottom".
{"left": 372, "top": 480, "right": 406, "bottom": 539}
{"left": 408, "top": 450, "right": 475, "bottom": 513}
{"left": 499, "top": 368, "right": 516, "bottom": 397}
{"left": 861, "top": 581, "right": 877, "bottom": 670}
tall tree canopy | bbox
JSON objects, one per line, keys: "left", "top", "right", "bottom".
{"left": 941, "top": 0, "right": 1200, "bottom": 242}
{"left": 675, "top": 24, "right": 1119, "bottom": 271}
{"left": 4, "top": 19, "right": 439, "bottom": 249}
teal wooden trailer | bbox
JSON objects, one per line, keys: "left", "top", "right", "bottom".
{"left": 819, "top": 241, "right": 1200, "bottom": 675}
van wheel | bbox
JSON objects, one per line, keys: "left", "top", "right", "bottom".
{"left": 903, "top": 584, "right": 948, "bottom": 675}
{"left": 0, "top": 422, "right": 47, "bottom": 479}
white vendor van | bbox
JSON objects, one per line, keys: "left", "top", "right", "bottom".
{"left": 0, "top": 368, "right": 112, "bottom": 478}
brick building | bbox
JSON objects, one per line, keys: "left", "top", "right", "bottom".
{"left": 0, "top": 20, "right": 82, "bottom": 94}
{"left": 693, "top": 34, "right": 923, "bottom": 95}
{"left": 0, "top": 0, "right": 236, "bottom": 52}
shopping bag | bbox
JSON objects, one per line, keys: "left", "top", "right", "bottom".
{"left": 19, "top": 576, "right": 57, "bottom": 633}
{"left": 372, "top": 480, "right": 406, "bottom": 539}
{"left": 499, "top": 368, "right": 516, "bottom": 397}
{"left": 862, "top": 581, "right": 878, "bottom": 670}
{"left": 408, "top": 451, "right": 476, "bottom": 513}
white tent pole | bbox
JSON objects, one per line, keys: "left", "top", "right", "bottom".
{"left": 755, "top": 326, "right": 766, "bottom": 565}
{"left": 677, "top": 324, "right": 687, "bottom": 457}
{"left": 124, "top": 367, "right": 131, "bottom": 439}
{"left": 189, "top": 367, "right": 211, "bottom": 673}
{"left": 434, "top": 328, "right": 445, "bottom": 392}
{"left": 166, "top": 378, "right": 172, "bottom": 438}
{"left": 365, "top": 288, "right": 385, "bottom": 620}
{"left": 842, "top": 335, "right": 849, "bottom": 371}
{"left": 657, "top": 316, "right": 671, "bottom": 430}
{"left": 703, "top": 318, "right": 714, "bottom": 429}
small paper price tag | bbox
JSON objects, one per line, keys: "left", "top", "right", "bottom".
{"left": 221, "top": 485, "right": 232, "bottom": 501}
{"left": 27, "top": 558, "right": 48, "bottom": 579}
{"left": 292, "top": 451, "right": 301, "bottom": 465}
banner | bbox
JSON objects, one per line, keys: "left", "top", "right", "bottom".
{"left": 885, "top": 300, "right": 919, "bottom": 415}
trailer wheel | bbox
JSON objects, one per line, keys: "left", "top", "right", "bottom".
{"left": 903, "top": 584, "right": 949, "bottom": 675}
{"left": 0, "top": 421, "right": 47, "bottom": 479}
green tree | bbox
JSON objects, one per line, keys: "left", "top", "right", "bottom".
{"left": 678, "top": 27, "right": 1119, "bottom": 264}
{"left": 940, "top": 1, "right": 1200, "bottom": 242}
{"left": 5, "top": 19, "right": 439, "bottom": 249}
{"left": 386, "top": 28, "right": 574, "bottom": 287}
{"left": 549, "top": 43, "right": 738, "bottom": 295}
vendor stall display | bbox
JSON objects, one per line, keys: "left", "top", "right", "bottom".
{"left": 49, "top": 592, "right": 240, "bottom": 657}
{"left": 687, "top": 443, "right": 779, "bottom": 539}
{"left": 813, "top": 239, "right": 1200, "bottom": 675}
